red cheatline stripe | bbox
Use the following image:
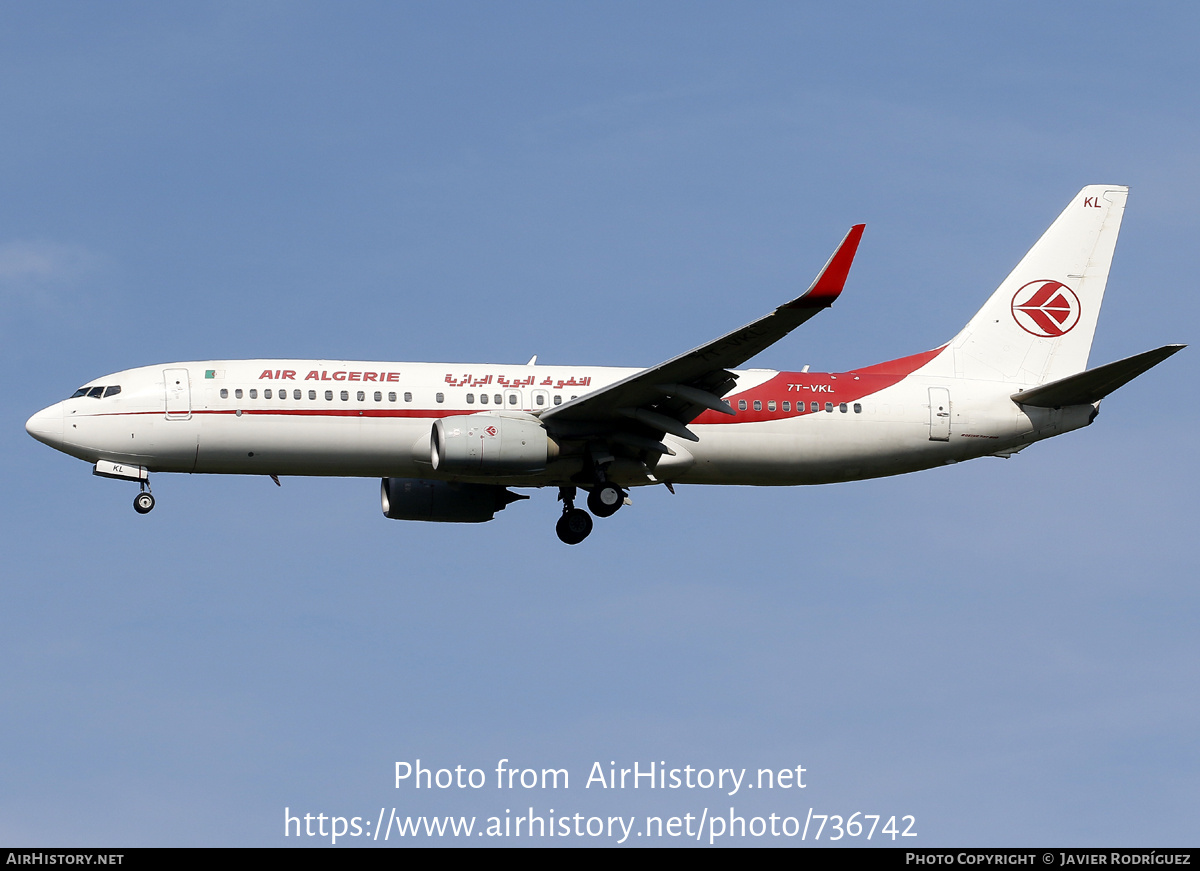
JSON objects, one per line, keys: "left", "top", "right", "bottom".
{"left": 92, "top": 408, "right": 465, "bottom": 419}
{"left": 694, "top": 345, "right": 944, "bottom": 424}
{"left": 89, "top": 347, "right": 946, "bottom": 428}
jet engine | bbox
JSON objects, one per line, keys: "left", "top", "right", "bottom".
{"left": 380, "top": 477, "right": 527, "bottom": 523}
{"left": 430, "top": 415, "right": 556, "bottom": 474}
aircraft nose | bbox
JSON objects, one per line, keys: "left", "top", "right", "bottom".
{"left": 25, "top": 403, "right": 64, "bottom": 448}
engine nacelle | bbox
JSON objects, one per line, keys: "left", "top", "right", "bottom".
{"left": 430, "top": 414, "right": 554, "bottom": 474}
{"left": 380, "top": 477, "right": 525, "bottom": 523}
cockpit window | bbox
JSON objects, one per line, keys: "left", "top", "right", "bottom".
{"left": 70, "top": 385, "right": 122, "bottom": 399}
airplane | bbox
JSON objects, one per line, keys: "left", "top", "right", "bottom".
{"left": 25, "top": 185, "right": 1184, "bottom": 544}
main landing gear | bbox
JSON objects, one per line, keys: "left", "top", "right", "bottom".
{"left": 133, "top": 480, "right": 155, "bottom": 514}
{"left": 586, "top": 482, "right": 623, "bottom": 518}
{"left": 555, "top": 486, "right": 592, "bottom": 545}
{"left": 556, "top": 507, "right": 593, "bottom": 545}
{"left": 554, "top": 481, "right": 626, "bottom": 544}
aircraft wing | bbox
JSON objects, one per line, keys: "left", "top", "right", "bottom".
{"left": 540, "top": 224, "right": 865, "bottom": 452}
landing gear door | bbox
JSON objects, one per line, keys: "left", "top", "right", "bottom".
{"left": 928, "top": 387, "right": 950, "bottom": 441}
{"left": 164, "top": 368, "right": 192, "bottom": 420}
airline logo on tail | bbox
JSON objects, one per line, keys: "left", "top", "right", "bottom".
{"left": 1011, "top": 280, "right": 1081, "bottom": 337}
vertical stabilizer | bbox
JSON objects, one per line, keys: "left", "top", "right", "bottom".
{"left": 924, "top": 186, "right": 1128, "bottom": 385}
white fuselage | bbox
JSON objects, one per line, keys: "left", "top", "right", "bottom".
{"left": 26, "top": 357, "right": 1094, "bottom": 489}
{"left": 22, "top": 187, "right": 1163, "bottom": 544}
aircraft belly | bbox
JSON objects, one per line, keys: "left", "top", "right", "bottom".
{"left": 138, "top": 394, "right": 1079, "bottom": 483}
{"left": 675, "top": 420, "right": 923, "bottom": 485}
{"left": 674, "top": 407, "right": 1034, "bottom": 486}
{"left": 146, "top": 416, "right": 199, "bottom": 471}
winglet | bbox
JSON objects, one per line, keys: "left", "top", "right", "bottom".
{"left": 787, "top": 223, "right": 865, "bottom": 308}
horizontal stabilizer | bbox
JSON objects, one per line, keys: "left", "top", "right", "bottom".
{"left": 1011, "top": 344, "right": 1185, "bottom": 408}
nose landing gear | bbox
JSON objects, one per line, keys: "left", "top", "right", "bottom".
{"left": 133, "top": 481, "right": 155, "bottom": 514}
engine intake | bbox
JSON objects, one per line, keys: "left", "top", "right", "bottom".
{"left": 430, "top": 414, "right": 554, "bottom": 474}
{"left": 381, "top": 477, "right": 526, "bottom": 523}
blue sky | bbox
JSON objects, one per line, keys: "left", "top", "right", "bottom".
{"left": 3, "top": 2, "right": 1196, "bottom": 846}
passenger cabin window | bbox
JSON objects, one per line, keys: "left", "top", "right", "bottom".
{"left": 404, "top": 392, "right": 413, "bottom": 402}
{"left": 325, "top": 390, "right": 333, "bottom": 401}
{"left": 374, "top": 391, "right": 382, "bottom": 402}
{"left": 811, "top": 402, "right": 819, "bottom": 412}
{"left": 388, "top": 392, "right": 397, "bottom": 402}
{"left": 495, "top": 394, "right": 503, "bottom": 405}
{"left": 356, "top": 391, "right": 365, "bottom": 402}
{"left": 738, "top": 400, "right": 747, "bottom": 411}
{"left": 235, "top": 389, "right": 243, "bottom": 399}
{"left": 783, "top": 401, "right": 791, "bottom": 411}
{"left": 249, "top": 389, "right": 257, "bottom": 399}
{"left": 840, "top": 403, "right": 847, "bottom": 413}
{"left": 264, "top": 389, "right": 273, "bottom": 399}
{"left": 436, "top": 392, "right": 444, "bottom": 403}
{"left": 753, "top": 400, "right": 762, "bottom": 411}
{"left": 507, "top": 394, "right": 516, "bottom": 406}
{"left": 825, "top": 402, "right": 833, "bottom": 412}
{"left": 853, "top": 403, "right": 862, "bottom": 413}
{"left": 220, "top": 388, "right": 229, "bottom": 399}
{"left": 554, "top": 395, "right": 562, "bottom": 405}
{"left": 768, "top": 400, "right": 776, "bottom": 412}
{"left": 480, "top": 393, "right": 488, "bottom": 404}
{"left": 340, "top": 390, "right": 349, "bottom": 401}
{"left": 466, "top": 393, "right": 475, "bottom": 404}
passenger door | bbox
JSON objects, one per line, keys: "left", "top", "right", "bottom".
{"left": 164, "top": 368, "right": 191, "bottom": 420}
